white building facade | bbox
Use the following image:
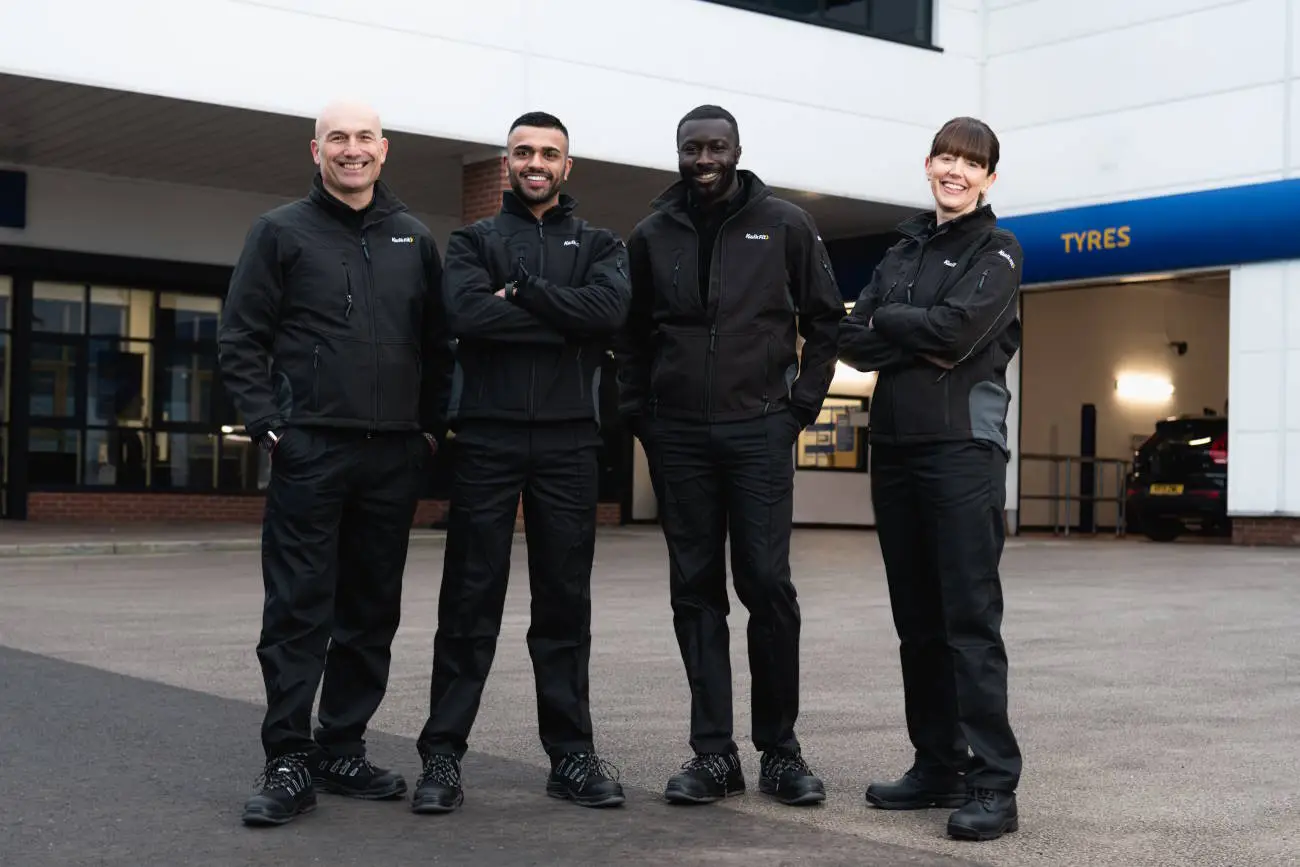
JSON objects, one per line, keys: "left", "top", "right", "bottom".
{"left": 0, "top": 0, "right": 1294, "bottom": 545}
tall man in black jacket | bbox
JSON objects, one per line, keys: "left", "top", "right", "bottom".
{"left": 219, "top": 100, "right": 453, "bottom": 827}
{"left": 615, "top": 105, "right": 845, "bottom": 807}
{"left": 411, "top": 112, "right": 631, "bottom": 814}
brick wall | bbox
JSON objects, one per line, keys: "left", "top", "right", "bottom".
{"left": 26, "top": 492, "right": 622, "bottom": 527}
{"left": 462, "top": 156, "right": 508, "bottom": 223}
{"left": 1232, "top": 516, "right": 1300, "bottom": 547}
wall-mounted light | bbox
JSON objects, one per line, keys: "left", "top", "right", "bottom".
{"left": 1115, "top": 372, "right": 1174, "bottom": 403}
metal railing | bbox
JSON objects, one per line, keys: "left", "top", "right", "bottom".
{"left": 1019, "top": 453, "right": 1130, "bottom": 537}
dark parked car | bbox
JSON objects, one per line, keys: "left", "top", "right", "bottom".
{"left": 1125, "top": 415, "right": 1229, "bottom": 542}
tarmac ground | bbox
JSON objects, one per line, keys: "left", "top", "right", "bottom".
{"left": 1, "top": 525, "right": 1297, "bottom": 866}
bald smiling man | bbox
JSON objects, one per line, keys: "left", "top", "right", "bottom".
{"left": 219, "top": 99, "right": 454, "bottom": 827}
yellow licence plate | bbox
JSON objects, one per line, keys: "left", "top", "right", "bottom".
{"left": 1149, "top": 484, "right": 1184, "bottom": 495}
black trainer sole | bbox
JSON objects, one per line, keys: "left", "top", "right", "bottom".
{"left": 312, "top": 778, "right": 408, "bottom": 800}
{"left": 947, "top": 816, "right": 1019, "bottom": 841}
{"left": 760, "top": 779, "right": 826, "bottom": 806}
{"left": 411, "top": 791, "right": 464, "bottom": 814}
{"left": 241, "top": 798, "right": 317, "bottom": 827}
{"left": 865, "top": 791, "right": 969, "bottom": 810}
{"left": 545, "top": 782, "right": 626, "bottom": 808}
{"left": 663, "top": 784, "right": 746, "bottom": 805}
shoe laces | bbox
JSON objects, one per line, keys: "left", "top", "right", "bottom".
{"left": 969, "top": 787, "right": 999, "bottom": 807}
{"left": 322, "top": 755, "right": 380, "bottom": 778}
{"left": 556, "top": 752, "right": 621, "bottom": 786}
{"left": 681, "top": 753, "right": 737, "bottom": 784}
{"left": 418, "top": 754, "right": 461, "bottom": 788}
{"left": 256, "top": 753, "right": 310, "bottom": 795}
{"left": 763, "top": 752, "right": 812, "bottom": 779}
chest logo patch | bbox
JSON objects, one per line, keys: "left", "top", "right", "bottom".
{"left": 745, "top": 233, "right": 770, "bottom": 241}
{"left": 997, "top": 249, "right": 1016, "bottom": 269}
{"left": 563, "top": 239, "right": 580, "bottom": 247}
{"left": 943, "top": 259, "right": 957, "bottom": 267}
{"left": 391, "top": 236, "right": 415, "bottom": 244}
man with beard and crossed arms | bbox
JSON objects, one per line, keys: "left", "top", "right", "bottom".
{"left": 411, "top": 112, "right": 632, "bottom": 814}
{"left": 615, "top": 105, "right": 845, "bottom": 806}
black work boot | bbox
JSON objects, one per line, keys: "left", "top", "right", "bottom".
{"left": 664, "top": 752, "right": 746, "bottom": 804}
{"left": 546, "top": 752, "right": 626, "bottom": 808}
{"left": 759, "top": 752, "right": 826, "bottom": 806}
{"left": 411, "top": 753, "right": 464, "bottom": 814}
{"left": 947, "top": 788, "right": 1019, "bottom": 841}
{"left": 865, "top": 767, "right": 968, "bottom": 810}
{"left": 241, "top": 753, "right": 316, "bottom": 827}
{"left": 309, "top": 752, "right": 407, "bottom": 800}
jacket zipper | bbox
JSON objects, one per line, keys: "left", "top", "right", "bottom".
{"left": 705, "top": 208, "right": 744, "bottom": 420}
{"left": 313, "top": 344, "right": 320, "bottom": 410}
{"left": 342, "top": 263, "right": 353, "bottom": 320}
{"left": 361, "top": 231, "right": 378, "bottom": 430}
{"left": 528, "top": 222, "right": 547, "bottom": 420}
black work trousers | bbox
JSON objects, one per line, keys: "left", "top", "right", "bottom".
{"left": 417, "top": 420, "right": 601, "bottom": 761}
{"left": 645, "top": 411, "right": 803, "bottom": 757}
{"left": 870, "top": 439, "right": 1022, "bottom": 791}
{"left": 258, "top": 427, "right": 427, "bottom": 760}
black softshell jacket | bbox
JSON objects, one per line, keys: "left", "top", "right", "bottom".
{"left": 443, "top": 191, "right": 631, "bottom": 425}
{"left": 837, "top": 204, "right": 1023, "bottom": 453}
{"left": 616, "top": 171, "right": 845, "bottom": 425}
{"left": 218, "top": 176, "right": 453, "bottom": 439}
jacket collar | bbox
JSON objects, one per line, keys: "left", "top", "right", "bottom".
{"left": 650, "top": 169, "right": 772, "bottom": 229}
{"left": 308, "top": 173, "right": 408, "bottom": 227}
{"left": 500, "top": 189, "right": 579, "bottom": 223}
{"left": 896, "top": 203, "right": 997, "bottom": 241}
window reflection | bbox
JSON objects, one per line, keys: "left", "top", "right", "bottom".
{"left": 29, "top": 427, "right": 81, "bottom": 486}
{"left": 30, "top": 341, "right": 80, "bottom": 419}
{"left": 158, "top": 293, "right": 221, "bottom": 342}
{"left": 0, "top": 333, "right": 8, "bottom": 424}
{"left": 84, "top": 427, "right": 148, "bottom": 487}
{"left": 89, "top": 287, "right": 154, "bottom": 338}
{"left": 156, "top": 346, "right": 216, "bottom": 425}
{"left": 33, "top": 282, "right": 85, "bottom": 334}
{"left": 0, "top": 276, "right": 10, "bottom": 329}
{"left": 88, "top": 339, "right": 151, "bottom": 426}
{"left": 822, "top": 0, "right": 866, "bottom": 25}
{"left": 219, "top": 429, "right": 270, "bottom": 491}
{"left": 151, "top": 431, "right": 216, "bottom": 489}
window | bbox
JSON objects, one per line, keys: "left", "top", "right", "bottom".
{"left": 797, "top": 396, "right": 868, "bottom": 470}
{"left": 698, "top": 0, "right": 933, "bottom": 47}
{"left": 21, "top": 283, "right": 265, "bottom": 493}
{"left": 0, "top": 277, "right": 10, "bottom": 514}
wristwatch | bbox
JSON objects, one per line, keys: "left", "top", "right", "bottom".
{"left": 259, "top": 430, "right": 280, "bottom": 454}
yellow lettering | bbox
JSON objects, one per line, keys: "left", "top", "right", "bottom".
{"left": 1061, "top": 225, "right": 1132, "bottom": 254}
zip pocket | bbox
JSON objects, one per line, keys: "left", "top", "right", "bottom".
{"left": 312, "top": 344, "right": 321, "bottom": 410}
{"left": 341, "top": 264, "right": 353, "bottom": 320}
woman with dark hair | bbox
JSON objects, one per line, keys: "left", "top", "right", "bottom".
{"left": 838, "top": 116, "right": 1023, "bottom": 842}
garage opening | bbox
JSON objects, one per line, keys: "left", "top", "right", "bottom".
{"left": 1017, "top": 270, "right": 1231, "bottom": 542}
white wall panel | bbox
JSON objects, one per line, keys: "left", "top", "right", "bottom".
{"left": 0, "top": 0, "right": 981, "bottom": 208}
{"left": 995, "top": 86, "right": 1287, "bottom": 212}
{"left": 988, "top": 0, "right": 1248, "bottom": 56}
{"left": 936, "top": 4, "right": 983, "bottom": 58}
{"left": 1228, "top": 261, "right": 1300, "bottom": 516}
{"left": 988, "top": 0, "right": 1286, "bottom": 130}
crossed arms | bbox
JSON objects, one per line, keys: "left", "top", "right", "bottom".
{"left": 443, "top": 226, "right": 632, "bottom": 343}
